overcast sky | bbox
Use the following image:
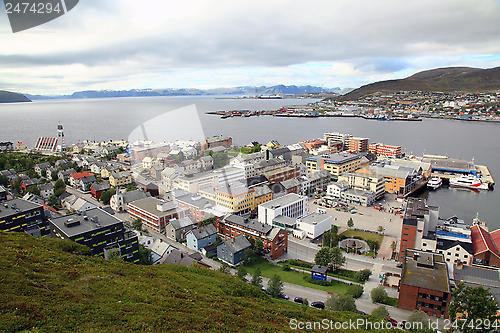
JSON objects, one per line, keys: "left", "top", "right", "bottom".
{"left": 2, "top": 0, "right": 500, "bottom": 94}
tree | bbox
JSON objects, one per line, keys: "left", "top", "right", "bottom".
{"left": 237, "top": 265, "right": 247, "bottom": 282}
{"left": 253, "top": 238, "right": 264, "bottom": 254}
{"left": 100, "top": 188, "right": 116, "bottom": 205}
{"left": 0, "top": 174, "right": 8, "bottom": 187}
{"left": 301, "top": 298, "right": 309, "bottom": 313}
{"left": 315, "top": 247, "right": 331, "bottom": 267}
{"left": 54, "top": 179, "right": 65, "bottom": 191}
{"left": 199, "top": 213, "right": 217, "bottom": 227}
{"left": 267, "top": 275, "right": 284, "bottom": 298}
{"left": 325, "top": 294, "right": 357, "bottom": 312}
{"left": 47, "top": 194, "right": 60, "bottom": 209}
{"left": 330, "top": 247, "right": 346, "bottom": 272}
{"left": 371, "top": 305, "right": 389, "bottom": 319}
{"left": 138, "top": 244, "right": 153, "bottom": 265}
{"left": 354, "top": 269, "right": 372, "bottom": 282}
{"left": 347, "top": 217, "right": 354, "bottom": 229}
{"left": 244, "top": 248, "right": 254, "bottom": 265}
{"left": 449, "top": 283, "right": 499, "bottom": 333}
{"left": 370, "top": 286, "right": 388, "bottom": 304}
{"left": 105, "top": 247, "right": 122, "bottom": 261}
{"left": 390, "top": 241, "right": 396, "bottom": 253}
{"left": 250, "top": 267, "right": 263, "bottom": 288}
{"left": 377, "top": 225, "right": 384, "bottom": 233}
{"left": 218, "top": 263, "right": 230, "bottom": 274}
{"left": 132, "top": 218, "right": 143, "bottom": 231}
{"left": 51, "top": 170, "right": 58, "bottom": 181}
{"left": 406, "top": 309, "right": 429, "bottom": 331}
{"left": 26, "top": 185, "right": 40, "bottom": 196}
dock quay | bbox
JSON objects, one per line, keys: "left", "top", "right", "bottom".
{"left": 477, "top": 165, "right": 495, "bottom": 186}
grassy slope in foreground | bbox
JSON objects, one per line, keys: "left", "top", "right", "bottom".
{"left": 0, "top": 232, "right": 393, "bottom": 333}
{"left": 0, "top": 91, "right": 31, "bottom": 103}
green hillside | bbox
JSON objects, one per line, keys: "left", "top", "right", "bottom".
{"left": 0, "top": 91, "right": 31, "bottom": 103}
{"left": 0, "top": 232, "right": 390, "bottom": 332}
{"left": 338, "top": 66, "right": 500, "bottom": 100}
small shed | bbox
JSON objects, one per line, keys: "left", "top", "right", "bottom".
{"left": 311, "top": 265, "right": 328, "bottom": 282}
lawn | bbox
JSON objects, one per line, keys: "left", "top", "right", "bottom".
{"left": 244, "top": 261, "right": 356, "bottom": 294}
{"left": 385, "top": 297, "right": 399, "bottom": 307}
{"left": 285, "top": 261, "right": 365, "bottom": 284}
{"left": 340, "top": 229, "right": 384, "bottom": 244}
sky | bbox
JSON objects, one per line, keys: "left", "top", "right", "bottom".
{"left": 1, "top": 0, "right": 500, "bottom": 95}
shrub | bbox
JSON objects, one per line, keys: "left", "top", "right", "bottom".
{"left": 345, "top": 284, "right": 364, "bottom": 298}
{"left": 371, "top": 286, "right": 388, "bottom": 304}
{"left": 354, "top": 269, "right": 372, "bottom": 282}
{"left": 282, "top": 264, "right": 291, "bottom": 271}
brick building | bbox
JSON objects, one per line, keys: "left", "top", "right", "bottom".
{"left": 398, "top": 249, "right": 451, "bottom": 318}
{"left": 218, "top": 214, "right": 288, "bottom": 259}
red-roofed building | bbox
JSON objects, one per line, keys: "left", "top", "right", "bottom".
{"left": 471, "top": 225, "right": 500, "bottom": 267}
{"left": 69, "top": 171, "right": 94, "bottom": 187}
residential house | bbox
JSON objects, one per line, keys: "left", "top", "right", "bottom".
{"left": 198, "top": 156, "right": 214, "bottom": 171}
{"left": 69, "top": 171, "right": 94, "bottom": 187}
{"left": 77, "top": 174, "right": 97, "bottom": 192}
{"left": 39, "top": 183, "right": 54, "bottom": 199}
{"left": 181, "top": 159, "right": 199, "bottom": 174}
{"left": 90, "top": 161, "right": 106, "bottom": 175}
{"left": 159, "top": 248, "right": 211, "bottom": 268}
{"left": 101, "top": 165, "right": 121, "bottom": 179}
{"left": 58, "top": 168, "right": 76, "bottom": 182}
{"left": 20, "top": 178, "right": 39, "bottom": 190}
{"left": 61, "top": 194, "right": 97, "bottom": 213}
{"left": 109, "top": 171, "right": 133, "bottom": 187}
{"left": 0, "top": 141, "right": 14, "bottom": 150}
{"left": 150, "top": 165, "right": 165, "bottom": 180}
{"left": 165, "top": 217, "right": 197, "bottom": 242}
{"left": 1, "top": 169, "right": 18, "bottom": 183}
{"left": 186, "top": 224, "right": 217, "bottom": 252}
{"left": 110, "top": 189, "right": 150, "bottom": 212}
{"left": 90, "top": 181, "right": 111, "bottom": 200}
{"left": 218, "top": 214, "right": 288, "bottom": 259}
{"left": 35, "top": 162, "right": 51, "bottom": 178}
{"left": 217, "top": 234, "right": 252, "bottom": 266}
{"left": 161, "top": 167, "right": 182, "bottom": 191}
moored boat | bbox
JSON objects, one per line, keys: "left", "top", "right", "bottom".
{"left": 427, "top": 177, "right": 442, "bottom": 190}
{"left": 449, "top": 175, "right": 488, "bottom": 190}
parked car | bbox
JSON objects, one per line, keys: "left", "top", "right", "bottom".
{"left": 279, "top": 293, "right": 289, "bottom": 300}
{"left": 293, "top": 297, "right": 305, "bottom": 304}
{"left": 385, "top": 317, "right": 397, "bottom": 326}
{"left": 311, "top": 301, "right": 325, "bottom": 309}
{"left": 396, "top": 263, "right": 403, "bottom": 268}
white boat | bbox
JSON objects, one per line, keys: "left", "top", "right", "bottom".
{"left": 427, "top": 177, "right": 442, "bottom": 190}
{"left": 449, "top": 175, "right": 488, "bottom": 190}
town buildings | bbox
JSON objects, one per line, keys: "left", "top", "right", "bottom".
{"left": 49, "top": 207, "right": 140, "bottom": 263}
{"left": 306, "top": 153, "right": 362, "bottom": 176}
{"left": 398, "top": 249, "right": 451, "bottom": 318}
{"left": 0, "top": 198, "right": 49, "bottom": 236}
{"left": 215, "top": 184, "right": 255, "bottom": 215}
{"left": 128, "top": 197, "right": 188, "bottom": 234}
{"left": 217, "top": 234, "right": 252, "bottom": 266}
{"left": 258, "top": 193, "right": 308, "bottom": 226}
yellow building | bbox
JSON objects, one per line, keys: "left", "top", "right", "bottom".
{"left": 101, "top": 165, "right": 121, "bottom": 179}
{"left": 306, "top": 153, "right": 361, "bottom": 176}
{"left": 253, "top": 185, "right": 273, "bottom": 208}
{"left": 215, "top": 184, "right": 255, "bottom": 215}
{"left": 109, "top": 171, "right": 133, "bottom": 187}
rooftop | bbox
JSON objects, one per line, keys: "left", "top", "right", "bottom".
{"left": 297, "top": 212, "right": 331, "bottom": 225}
{"left": 401, "top": 249, "right": 450, "bottom": 293}
{"left": 259, "top": 193, "right": 307, "bottom": 209}
{"left": 0, "top": 198, "right": 42, "bottom": 219}
{"left": 224, "top": 214, "right": 272, "bottom": 234}
{"left": 175, "top": 193, "right": 214, "bottom": 208}
{"left": 128, "top": 197, "right": 186, "bottom": 218}
{"left": 219, "top": 234, "right": 251, "bottom": 254}
{"left": 307, "top": 152, "right": 360, "bottom": 164}
{"left": 49, "top": 207, "right": 123, "bottom": 238}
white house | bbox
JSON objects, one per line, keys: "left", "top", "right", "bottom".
{"left": 296, "top": 212, "right": 332, "bottom": 239}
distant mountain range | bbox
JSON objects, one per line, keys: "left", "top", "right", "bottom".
{"left": 23, "top": 85, "right": 341, "bottom": 100}
{"left": 339, "top": 66, "right": 500, "bottom": 101}
{"left": 0, "top": 90, "right": 31, "bottom": 103}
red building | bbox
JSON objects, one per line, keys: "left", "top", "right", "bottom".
{"left": 369, "top": 142, "right": 402, "bottom": 158}
{"left": 90, "top": 181, "right": 111, "bottom": 200}
{"left": 398, "top": 249, "right": 452, "bottom": 318}
{"left": 262, "top": 166, "right": 300, "bottom": 183}
{"left": 347, "top": 137, "right": 368, "bottom": 152}
{"left": 218, "top": 214, "right": 288, "bottom": 259}
{"left": 175, "top": 193, "right": 215, "bottom": 223}
{"left": 128, "top": 197, "right": 188, "bottom": 234}
{"left": 201, "top": 135, "right": 232, "bottom": 151}
{"left": 299, "top": 139, "right": 326, "bottom": 153}
{"left": 471, "top": 225, "right": 500, "bottom": 267}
